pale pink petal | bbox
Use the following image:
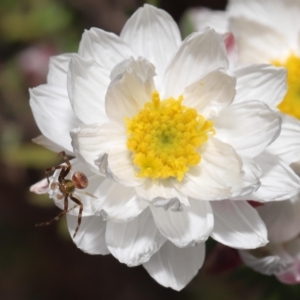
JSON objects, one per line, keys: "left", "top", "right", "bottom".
{"left": 30, "top": 178, "right": 49, "bottom": 194}
{"left": 277, "top": 262, "right": 300, "bottom": 284}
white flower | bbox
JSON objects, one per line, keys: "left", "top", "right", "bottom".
{"left": 29, "top": 4, "right": 299, "bottom": 290}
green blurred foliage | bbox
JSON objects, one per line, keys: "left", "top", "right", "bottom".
{"left": 146, "top": 0, "right": 160, "bottom": 7}
{"left": 0, "top": 0, "right": 73, "bottom": 42}
{"left": 232, "top": 265, "right": 300, "bottom": 300}
{"left": 180, "top": 10, "right": 197, "bottom": 39}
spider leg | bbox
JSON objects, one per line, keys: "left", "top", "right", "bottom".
{"left": 35, "top": 194, "right": 69, "bottom": 228}
{"left": 45, "top": 165, "right": 66, "bottom": 185}
{"left": 58, "top": 151, "right": 72, "bottom": 178}
{"left": 84, "top": 192, "right": 97, "bottom": 199}
{"left": 69, "top": 195, "right": 83, "bottom": 238}
{"left": 68, "top": 204, "right": 78, "bottom": 213}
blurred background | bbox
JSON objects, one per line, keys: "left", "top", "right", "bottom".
{"left": 1, "top": 0, "right": 300, "bottom": 299}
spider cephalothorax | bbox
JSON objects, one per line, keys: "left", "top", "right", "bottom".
{"left": 36, "top": 151, "right": 89, "bottom": 238}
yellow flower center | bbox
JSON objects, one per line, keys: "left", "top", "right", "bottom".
{"left": 125, "top": 91, "right": 215, "bottom": 181}
{"left": 273, "top": 54, "right": 300, "bottom": 119}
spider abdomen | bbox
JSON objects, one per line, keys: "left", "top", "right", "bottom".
{"left": 72, "top": 171, "right": 88, "bottom": 189}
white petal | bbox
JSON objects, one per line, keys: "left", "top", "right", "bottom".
{"left": 257, "top": 199, "right": 300, "bottom": 244}
{"left": 30, "top": 178, "right": 49, "bottom": 194}
{"left": 105, "top": 209, "right": 166, "bottom": 266}
{"left": 78, "top": 28, "right": 134, "bottom": 71}
{"left": 72, "top": 123, "right": 143, "bottom": 187}
{"left": 163, "top": 28, "right": 228, "bottom": 99}
{"left": 247, "top": 152, "right": 300, "bottom": 201}
{"left": 143, "top": 241, "right": 205, "bottom": 291}
{"left": 151, "top": 199, "right": 213, "bottom": 247}
{"left": 32, "top": 135, "right": 73, "bottom": 156}
{"left": 228, "top": 0, "right": 300, "bottom": 50}
{"left": 106, "top": 145, "right": 144, "bottom": 187}
{"left": 47, "top": 53, "right": 75, "bottom": 88}
{"left": 120, "top": 4, "right": 181, "bottom": 82}
{"left": 267, "top": 115, "right": 300, "bottom": 165}
{"left": 67, "top": 214, "right": 110, "bottom": 255}
{"left": 68, "top": 55, "right": 110, "bottom": 124}
{"left": 91, "top": 178, "right": 148, "bottom": 222}
{"left": 231, "top": 156, "right": 262, "bottom": 197}
{"left": 135, "top": 178, "right": 189, "bottom": 208}
{"left": 230, "top": 18, "right": 290, "bottom": 64}
{"left": 234, "top": 64, "right": 287, "bottom": 107}
{"left": 71, "top": 122, "right": 125, "bottom": 174}
{"left": 177, "top": 137, "right": 243, "bottom": 200}
{"left": 105, "top": 57, "right": 155, "bottom": 125}
{"left": 30, "top": 85, "right": 80, "bottom": 153}
{"left": 183, "top": 68, "right": 236, "bottom": 119}
{"left": 210, "top": 200, "right": 268, "bottom": 249}
{"left": 239, "top": 249, "right": 290, "bottom": 275}
{"left": 214, "top": 101, "right": 281, "bottom": 157}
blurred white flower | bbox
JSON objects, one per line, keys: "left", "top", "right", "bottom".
{"left": 185, "top": 3, "right": 300, "bottom": 283}
{"left": 227, "top": 0, "right": 300, "bottom": 121}
{"left": 239, "top": 194, "right": 300, "bottom": 284}
{"left": 29, "top": 4, "right": 300, "bottom": 291}
{"left": 185, "top": 0, "right": 300, "bottom": 119}
{"left": 182, "top": 0, "right": 300, "bottom": 202}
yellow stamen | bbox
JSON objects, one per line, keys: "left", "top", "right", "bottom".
{"left": 126, "top": 91, "right": 215, "bottom": 181}
{"left": 272, "top": 54, "right": 300, "bottom": 119}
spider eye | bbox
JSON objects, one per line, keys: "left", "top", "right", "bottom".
{"left": 72, "top": 172, "right": 88, "bottom": 189}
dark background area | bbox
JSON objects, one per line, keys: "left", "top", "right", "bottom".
{"left": 1, "top": 0, "right": 299, "bottom": 299}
